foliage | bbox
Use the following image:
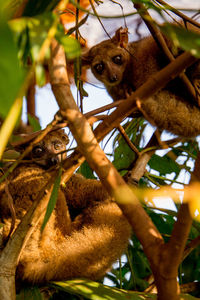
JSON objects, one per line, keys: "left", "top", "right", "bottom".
{"left": 1, "top": 0, "right": 200, "bottom": 299}
{"left": 41, "top": 167, "right": 62, "bottom": 231}
{"left": 0, "top": 19, "right": 24, "bottom": 118}
{"left": 161, "top": 23, "right": 200, "bottom": 58}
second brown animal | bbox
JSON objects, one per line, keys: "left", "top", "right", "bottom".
{"left": 0, "top": 131, "right": 131, "bottom": 285}
{"left": 82, "top": 24, "right": 200, "bottom": 137}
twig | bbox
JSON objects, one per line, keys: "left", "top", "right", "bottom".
{"left": 183, "top": 235, "right": 200, "bottom": 260}
{"left": 89, "top": 0, "right": 111, "bottom": 39}
{"left": 117, "top": 124, "right": 140, "bottom": 157}
{"left": 69, "top": 0, "right": 138, "bottom": 19}
{"left": 155, "top": 0, "right": 200, "bottom": 28}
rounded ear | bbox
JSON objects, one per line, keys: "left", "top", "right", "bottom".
{"left": 62, "top": 134, "right": 70, "bottom": 145}
{"left": 58, "top": 129, "right": 70, "bottom": 145}
{"left": 112, "top": 27, "right": 129, "bottom": 48}
{"left": 81, "top": 49, "right": 93, "bottom": 68}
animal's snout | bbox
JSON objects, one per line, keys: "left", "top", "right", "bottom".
{"left": 47, "top": 156, "right": 59, "bottom": 167}
{"left": 109, "top": 74, "right": 118, "bottom": 83}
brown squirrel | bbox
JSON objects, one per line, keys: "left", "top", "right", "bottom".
{"left": 0, "top": 130, "right": 131, "bottom": 285}
{"left": 82, "top": 25, "right": 200, "bottom": 137}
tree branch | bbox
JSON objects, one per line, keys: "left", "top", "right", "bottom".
{"left": 49, "top": 37, "right": 164, "bottom": 274}
{"left": 155, "top": 0, "right": 200, "bottom": 28}
{"left": 49, "top": 38, "right": 198, "bottom": 300}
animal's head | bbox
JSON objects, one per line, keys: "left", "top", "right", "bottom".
{"left": 14, "top": 129, "right": 69, "bottom": 168}
{"left": 82, "top": 28, "right": 130, "bottom": 87}
{"left": 30, "top": 130, "right": 69, "bottom": 168}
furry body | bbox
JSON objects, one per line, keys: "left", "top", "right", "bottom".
{"left": 82, "top": 26, "right": 200, "bottom": 137}
{"left": 0, "top": 165, "right": 131, "bottom": 284}
{"left": 0, "top": 131, "right": 131, "bottom": 284}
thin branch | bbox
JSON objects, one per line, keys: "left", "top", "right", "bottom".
{"left": 69, "top": 0, "right": 138, "bottom": 19}
{"left": 26, "top": 70, "right": 36, "bottom": 121}
{"left": 117, "top": 124, "right": 140, "bottom": 157}
{"left": 183, "top": 235, "right": 200, "bottom": 260}
{"left": 155, "top": 0, "right": 200, "bottom": 28}
{"left": 89, "top": 0, "right": 111, "bottom": 39}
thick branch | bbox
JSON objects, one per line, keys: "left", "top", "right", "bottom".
{"left": 49, "top": 38, "right": 164, "bottom": 269}
{"left": 49, "top": 39, "right": 197, "bottom": 300}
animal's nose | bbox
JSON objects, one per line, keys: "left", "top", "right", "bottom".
{"left": 109, "top": 74, "right": 118, "bottom": 83}
{"left": 48, "top": 156, "right": 59, "bottom": 166}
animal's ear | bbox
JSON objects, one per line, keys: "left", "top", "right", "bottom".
{"left": 112, "top": 27, "right": 129, "bottom": 48}
{"left": 58, "top": 129, "right": 70, "bottom": 145}
{"left": 62, "top": 133, "right": 70, "bottom": 145}
{"left": 81, "top": 48, "right": 93, "bottom": 68}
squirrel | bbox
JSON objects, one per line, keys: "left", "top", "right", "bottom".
{"left": 82, "top": 24, "right": 200, "bottom": 137}
{"left": 0, "top": 130, "right": 131, "bottom": 285}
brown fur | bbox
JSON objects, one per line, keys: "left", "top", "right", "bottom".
{"left": 14, "top": 129, "right": 69, "bottom": 168}
{"left": 0, "top": 132, "right": 131, "bottom": 285}
{"left": 82, "top": 25, "right": 200, "bottom": 137}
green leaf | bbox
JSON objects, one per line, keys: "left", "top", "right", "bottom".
{"left": 41, "top": 167, "right": 62, "bottom": 232}
{"left": 0, "top": 97, "right": 23, "bottom": 159}
{"left": 9, "top": 13, "right": 55, "bottom": 62}
{"left": 16, "top": 286, "right": 43, "bottom": 300}
{"left": 51, "top": 279, "right": 156, "bottom": 300}
{"left": 112, "top": 119, "right": 143, "bottom": 171}
{"left": 27, "top": 114, "right": 41, "bottom": 132}
{"left": 78, "top": 161, "right": 96, "bottom": 179}
{"left": 0, "top": 20, "right": 24, "bottom": 118}
{"left": 51, "top": 279, "right": 198, "bottom": 300}
{"left": 35, "top": 63, "right": 46, "bottom": 87}
{"left": 148, "top": 154, "right": 180, "bottom": 175}
{"left": 58, "top": 36, "right": 81, "bottom": 59}
{"left": 160, "top": 23, "right": 200, "bottom": 58}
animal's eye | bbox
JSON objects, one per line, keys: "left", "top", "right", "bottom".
{"left": 32, "top": 146, "right": 44, "bottom": 158}
{"left": 94, "top": 62, "right": 104, "bottom": 74}
{"left": 53, "top": 141, "right": 62, "bottom": 151}
{"left": 112, "top": 55, "right": 122, "bottom": 65}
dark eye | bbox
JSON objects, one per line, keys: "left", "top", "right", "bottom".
{"left": 94, "top": 62, "right": 104, "bottom": 74}
{"left": 112, "top": 55, "right": 122, "bottom": 65}
{"left": 32, "top": 146, "right": 44, "bottom": 158}
{"left": 53, "top": 141, "right": 62, "bottom": 151}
